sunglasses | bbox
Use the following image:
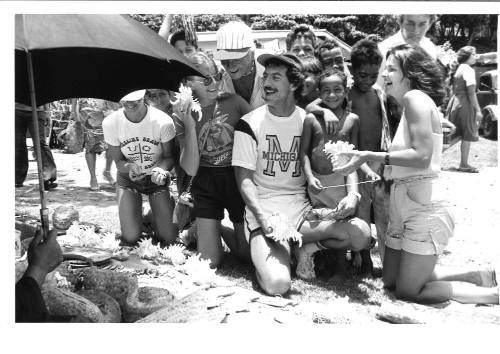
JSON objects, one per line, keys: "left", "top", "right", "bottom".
{"left": 188, "top": 72, "right": 223, "bottom": 86}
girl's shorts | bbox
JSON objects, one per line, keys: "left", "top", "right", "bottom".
{"left": 386, "top": 175, "right": 455, "bottom": 256}
{"left": 116, "top": 171, "right": 168, "bottom": 196}
{"left": 191, "top": 166, "right": 245, "bottom": 223}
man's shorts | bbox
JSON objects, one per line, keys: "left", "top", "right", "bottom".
{"left": 116, "top": 171, "right": 168, "bottom": 196}
{"left": 386, "top": 175, "right": 455, "bottom": 256}
{"left": 191, "top": 166, "right": 244, "bottom": 223}
{"left": 308, "top": 171, "right": 346, "bottom": 208}
{"left": 244, "top": 193, "right": 311, "bottom": 242}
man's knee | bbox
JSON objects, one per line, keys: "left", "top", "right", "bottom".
{"left": 347, "top": 217, "right": 372, "bottom": 251}
{"left": 257, "top": 272, "right": 291, "bottom": 296}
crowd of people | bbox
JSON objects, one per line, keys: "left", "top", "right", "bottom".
{"left": 16, "top": 14, "right": 498, "bottom": 321}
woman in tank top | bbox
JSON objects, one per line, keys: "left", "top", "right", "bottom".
{"left": 331, "top": 44, "right": 498, "bottom": 305}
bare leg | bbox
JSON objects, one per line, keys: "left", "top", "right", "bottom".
{"left": 459, "top": 140, "right": 473, "bottom": 168}
{"left": 430, "top": 266, "right": 497, "bottom": 287}
{"left": 220, "top": 222, "right": 251, "bottom": 263}
{"left": 103, "top": 150, "right": 116, "bottom": 185}
{"left": 117, "top": 187, "right": 143, "bottom": 244}
{"left": 382, "top": 246, "right": 401, "bottom": 290}
{"left": 300, "top": 217, "right": 372, "bottom": 251}
{"left": 149, "top": 190, "right": 177, "bottom": 246}
{"left": 85, "top": 152, "right": 98, "bottom": 190}
{"left": 196, "top": 217, "right": 224, "bottom": 268}
{"left": 250, "top": 230, "right": 291, "bottom": 296}
{"left": 395, "top": 251, "right": 498, "bottom": 304}
{"left": 373, "top": 183, "right": 390, "bottom": 262}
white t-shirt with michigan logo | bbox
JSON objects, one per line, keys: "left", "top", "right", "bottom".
{"left": 232, "top": 104, "right": 307, "bottom": 199}
{"left": 103, "top": 105, "right": 176, "bottom": 175}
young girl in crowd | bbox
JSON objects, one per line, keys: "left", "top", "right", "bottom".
{"left": 299, "top": 69, "right": 365, "bottom": 279}
{"left": 176, "top": 52, "right": 251, "bottom": 267}
{"left": 333, "top": 44, "right": 498, "bottom": 304}
{"left": 297, "top": 57, "right": 323, "bottom": 109}
{"left": 446, "top": 46, "right": 483, "bottom": 173}
{"left": 103, "top": 90, "right": 198, "bottom": 247}
{"left": 71, "top": 98, "right": 120, "bottom": 191}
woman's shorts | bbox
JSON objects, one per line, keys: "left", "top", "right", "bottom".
{"left": 85, "top": 131, "right": 108, "bottom": 154}
{"left": 191, "top": 166, "right": 244, "bottom": 223}
{"left": 244, "top": 193, "right": 311, "bottom": 241}
{"left": 386, "top": 175, "right": 455, "bottom": 256}
{"left": 116, "top": 171, "right": 168, "bottom": 196}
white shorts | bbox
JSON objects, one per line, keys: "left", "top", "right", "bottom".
{"left": 386, "top": 175, "right": 455, "bottom": 256}
{"left": 244, "top": 193, "right": 312, "bottom": 241}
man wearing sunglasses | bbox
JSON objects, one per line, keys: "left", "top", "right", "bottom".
{"left": 213, "top": 21, "right": 268, "bottom": 110}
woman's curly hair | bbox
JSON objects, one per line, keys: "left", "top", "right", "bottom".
{"left": 387, "top": 43, "right": 445, "bottom": 106}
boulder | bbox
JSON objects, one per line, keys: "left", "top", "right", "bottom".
{"left": 52, "top": 205, "right": 79, "bottom": 230}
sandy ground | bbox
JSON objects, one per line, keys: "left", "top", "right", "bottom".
{"left": 11, "top": 137, "right": 499, "bottom": 325}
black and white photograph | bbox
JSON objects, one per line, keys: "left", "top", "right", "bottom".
{"left": 2, "top": 1, "right": 499, "bottom": 353}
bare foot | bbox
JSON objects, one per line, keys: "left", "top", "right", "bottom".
{"left": 103, "top": 170, "right": 116, "bottom": 185}
{"left": 90, "top": 179, "right": 100, "bottom": 191}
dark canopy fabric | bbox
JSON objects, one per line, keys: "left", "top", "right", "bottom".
{"left": 15, "top": 14, "right": 202, "bottom": 105}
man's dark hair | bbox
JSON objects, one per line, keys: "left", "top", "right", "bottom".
{"left": 315, "top": 38, "right": 339, "bottom": 57}
{"left": 264, "top": 55, "right": 305, "bottom": 100}
{"left": 350, "top": 39, "right": 383, "bottom": 70}
{"left": 169, "top": 29, "right": 198, "bottom": 48}
{"left": 286, "top": 24, "right": 316, "bottom": 51}
{"left": 301, "top": 56, "right": 323, "bottom": 75}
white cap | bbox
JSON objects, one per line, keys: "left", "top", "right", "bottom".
{"left": 213, "top": 21, "right": 254, "bottom": 60}
{"left": 120, "top": 89, "right": 146, "bottom": 102}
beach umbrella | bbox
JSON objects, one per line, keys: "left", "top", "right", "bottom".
{"left": 15, "top": 14, "right": 202, "bottom": 237}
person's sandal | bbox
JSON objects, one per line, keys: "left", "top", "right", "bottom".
{"left": 44, "top": 180, "right": 58, "bottom": 190}
{"left": 457, "top": 166, "right": 479, "bottom": 173}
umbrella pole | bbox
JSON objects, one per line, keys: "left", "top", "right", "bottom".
{"left": 26, "top": 51, "right": 50, "bottom": 240}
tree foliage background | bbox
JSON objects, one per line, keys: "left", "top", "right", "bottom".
{"left": 130, "top": 14, "right": 497, "bottom": 53}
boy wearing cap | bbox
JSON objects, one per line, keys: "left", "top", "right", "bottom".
{"left": 103, "top": 89, "right": 199, "bottom": 247}
{"left": 232, "top": 54, "right": 372, "bottom": 295}
{"left": 214, "top": 21, "right": 268, "bottom": 110}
